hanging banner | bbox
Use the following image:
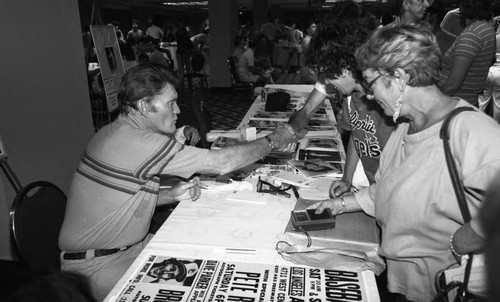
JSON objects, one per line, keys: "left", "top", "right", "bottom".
{"left": 90, "top": 25, "right": 124, "bottom": 113}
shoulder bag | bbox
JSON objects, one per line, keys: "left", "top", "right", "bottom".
{"left": 433, "top": 107, "right": 486, "bottom": 302}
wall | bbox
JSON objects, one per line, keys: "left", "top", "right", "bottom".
{"left": 0, "top": 0, "right": 95, "bottom": 260}
{"left": 208, "top": 0, "right": 238, "bottom": 88}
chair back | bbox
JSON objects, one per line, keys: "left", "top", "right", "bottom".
{"left": 227, "top": 56, "right": 254, "bottom": 91}
{"left": 190, "top": 52, "right": 205, "bottom": 73}
{"left": 227, "top": 56, "right": 239, "bottom": 85}
{"left": 10, "top": 181, "right": 67, "bottom": 273}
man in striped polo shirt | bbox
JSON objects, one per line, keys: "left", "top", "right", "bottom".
{"left": 58, "top": 63, "right": 296, "bottom": 300}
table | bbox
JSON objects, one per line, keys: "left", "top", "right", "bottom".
{"left": 104, "top": 85, "right": 381, "bottom": 302}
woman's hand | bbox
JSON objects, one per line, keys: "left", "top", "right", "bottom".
{"left": 329, "top": 180, "right": 351, "bottom": 198}
{"left": 308, "top": 198, "right": 346, "bottom": 216}
{"left": 183, "top": 126, "right": 201, "bottom": 146}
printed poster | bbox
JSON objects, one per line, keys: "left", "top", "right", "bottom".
{"left": 113, "top": 254, "right": 379, "bottom": 302}
{"left": 90, "top": 25, "right": 124, "bottom": 112}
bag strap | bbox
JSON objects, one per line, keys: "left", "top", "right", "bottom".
{"left": 439, "top": 106, "right": 476, "bottom": 300}
{"left": 439, "top": 107, "right": 475, "bottom": 222}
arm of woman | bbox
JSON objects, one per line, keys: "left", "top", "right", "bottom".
{"left": 440, "top": 55, "right": 473, "bottom": 97}
{"left": 308, "top": 193, "right": 363, "bottom": 216}
{"left": 451, "top": 222, "right": 484, "bottom": 257}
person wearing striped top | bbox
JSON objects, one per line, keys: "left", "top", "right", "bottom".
{"left": 438, "top": 0, "right": 496, "bottom": 106}
{"left": 58, "top": 63, "right": 296, "bottom": 300}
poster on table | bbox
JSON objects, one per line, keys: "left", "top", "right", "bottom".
{"left": 90, "top": 25, "right": 124, "bottom": 112}
{"left": 113, "top": 253, "right": 379, "bottom": 302}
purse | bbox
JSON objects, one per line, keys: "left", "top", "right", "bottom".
{"left": 433, "top": 107, "right": 486, "bottom": 302}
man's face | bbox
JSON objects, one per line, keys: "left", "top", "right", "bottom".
{"left": 132, "top": 23, "right": 138, "bottom": 30}
{"left": 308, "top": 23, "right": 317, "bottom": 35}
{"left": 147, "top": 84, "right": 180, "bottom": 134}
{"left": 150, "top": 263, "right": 179, "bottom": 280}
{"left": 146, "top": 41, "right": 155, "bottom": 52}
{"left": 405, "top": 0, "right": 430, "bottom": 21}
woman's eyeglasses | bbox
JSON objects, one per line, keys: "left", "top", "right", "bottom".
{"left": 362, "top": 74, "right": 382, "bottom": 96}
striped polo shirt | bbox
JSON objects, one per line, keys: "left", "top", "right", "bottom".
{"left": 439, "top": 20, "right": 496, "bottom": 105}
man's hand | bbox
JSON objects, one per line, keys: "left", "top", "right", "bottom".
{"left": 183, "top": 126, "right": 201, "bottom": 146}
{"left": 269, "top": 124, "right": 297, "bottom": 151}
{"left": 165, "top": 176, "right": 201, "bottom": 202}
{"left": 329, "top": 180, "right": 351, "bottom": 198}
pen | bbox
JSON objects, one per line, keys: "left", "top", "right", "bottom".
{"left": 214, "top": 247, "right": 257, "bottom": 255}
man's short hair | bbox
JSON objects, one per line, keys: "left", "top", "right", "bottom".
{"left": 117, "top": 63, "right": 179, "bottom": 115}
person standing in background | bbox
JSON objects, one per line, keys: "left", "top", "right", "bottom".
{"left": 438, "top": 0, "right": 495, "bottom": 106}
{"left": 146, "top": 18, "right": 163, "bottom": 41}
{"left": 284, "top": 22, "right": 303, "bottom": 74}
{"left": 175, "top": 19, "right": 194, "bottom": 75}
{"left": 477, "top": 16, "right": 500, "bottom": 123}
{"left": 392, "top": 0, "right": 430, "bottom": 26}
{"left": 127, "top": 20, "right": 144, "bottom": 45}
{"left": 299, "top": 20, "right": 317, "bottom": 84}
{"left": 440, "top": 7, "right": 465, "bottom": 37}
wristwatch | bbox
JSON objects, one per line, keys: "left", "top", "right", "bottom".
{"left": 264, "top": 135, "right": 275, "bottom": 150}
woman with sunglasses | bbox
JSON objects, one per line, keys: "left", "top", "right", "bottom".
{"left": 288, "top": 1, "right": 395, "bottom": 197}
{"left": 312, "top": 24, "right": 500, "bottom": 302}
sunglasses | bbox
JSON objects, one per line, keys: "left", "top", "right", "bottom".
{"left": 256, "top": 177, "right": 298, "bottom": 199}
{"left": 363, "top": 74, "right": 382, "bottom": 96}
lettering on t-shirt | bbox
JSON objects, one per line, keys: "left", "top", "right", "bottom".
{"left": 350, "top": 111, "right": 382, "bottom": 158}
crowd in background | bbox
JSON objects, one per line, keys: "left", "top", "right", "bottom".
{"left": 8, "top": 1, "right": 500, "bottom": 301}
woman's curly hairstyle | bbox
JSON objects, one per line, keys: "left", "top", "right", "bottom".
{"left": 305, "top": 0, "right": 379, "bottom": 83}
{"left": 355, "top": 24, "right": 441, "bottom": 86}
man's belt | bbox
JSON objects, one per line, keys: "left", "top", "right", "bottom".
{"left": 62, "top": 245, "right": 132, "bottom": 260}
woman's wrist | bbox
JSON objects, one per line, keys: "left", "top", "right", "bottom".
{"left": 450, "top": 233, "right": 464, "bottom": 258}
{"left": 339, "top": 196, "right": 347, "bottom": 214}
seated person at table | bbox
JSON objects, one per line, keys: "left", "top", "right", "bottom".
{"left": 313, "top": 24, "right": 500, "bottom": 302}
{"left": 288, "top": 1, "right": 395, "bottom": 196}
{"left": 58, "top": 63, "right": 296, "bottom": 300}
{"left": 238, "top": 35, "right": 279, "bottom": 86}
{"left": 145, "top": 37, "right": 173, "bottom": 68}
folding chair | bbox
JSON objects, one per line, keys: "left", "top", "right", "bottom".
{"left": 10, "top": 181, "right": 67, "bottom": 273}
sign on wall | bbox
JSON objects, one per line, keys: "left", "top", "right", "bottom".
{"left": 90, "top": 25, "right": 125, "bottom": 112}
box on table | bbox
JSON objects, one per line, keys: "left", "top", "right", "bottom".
{"left": 283, "top": 198, "right": 380, "bottom": 254}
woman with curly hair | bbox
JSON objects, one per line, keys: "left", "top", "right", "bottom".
{"left": 312, "top": 24, "right": 500, "bottom": 302}
{"left": 289, "top": 0, "right": 395, "bottom": 196}
{"left": 438, "top": 0, "right": 496, "bottom": 106}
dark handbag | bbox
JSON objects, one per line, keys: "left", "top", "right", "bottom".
{"left": 265, "top": 91, "right": 291, "bottom": 112}
{"left": 433, "top": 107, "right": 486, "bottom": 302}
